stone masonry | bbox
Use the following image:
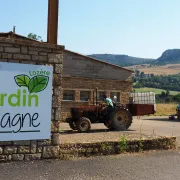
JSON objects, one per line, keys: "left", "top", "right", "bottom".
{"left": 0, "top": 38, "right": 64, "bottom": 161}
{"left": 61, "top": 50, "right": 133, "bottom": 121}
{"left": 61, "top": 76, "right": 132, "bottom": 121}
{"left": 63, "top": 50, "right": 133, "bottom": 81}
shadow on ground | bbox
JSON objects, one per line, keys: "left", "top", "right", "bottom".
{"left": 60, "top": 128, "right": 136, "bottom": 134}
{"left": 142, "top": 118, "right": 180, "bottom": 123}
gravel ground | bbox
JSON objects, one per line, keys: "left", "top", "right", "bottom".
{"left": 0, "top": 150, "right": 180, "bottom": 180}
{"left": 59, "top": 130, "right": 153, "bottom": 144}
{"left": 60, "top": 116, "right": 180, "bottom": 144}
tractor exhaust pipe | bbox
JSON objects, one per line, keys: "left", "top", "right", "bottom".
{"left": 96, "top": 88, "right": 98, "bottom": 105}
{"left": 93, "top": 87, "right": 98, "bottom": 105}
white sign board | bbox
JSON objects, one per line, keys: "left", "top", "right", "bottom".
{"left": 0, "top": 62, "right": 53, "bottom": 141}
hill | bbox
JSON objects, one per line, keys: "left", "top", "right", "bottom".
{"left": 88, "top": 54, "right": 155, "bottom": 67}
{"left": 154, "top": 49, "right": 180, "bottom": 65}
{"left": 88, "top": 49, "right": 180, "bottom": 67}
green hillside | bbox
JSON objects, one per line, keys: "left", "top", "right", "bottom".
{"left": 134, "top": 88, "right": 179, "bottom": 95}
{"left": 88, "top": 49, "right": 180, "bottom": 67}
{"left": 88, "top": 54, "right": 155, "bottom": 67}
{"left": 154, "top": 49, "right": 180, "bottom": 65}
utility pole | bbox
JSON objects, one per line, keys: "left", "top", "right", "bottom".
{"left": 47, "top": 0, "right": 59, "bottom": 44}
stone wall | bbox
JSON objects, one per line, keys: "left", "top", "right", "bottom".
{"left": 61, "top": 76, "right": 132, "bottom": 121}
{"left": 63, "top": 77, "right": 132, "bottom": 91}
{"left": 59, "top": 137, "right": 176, "bottom": 159}
{"left": 0, "top": 38, "right": 64, "bottom": 161}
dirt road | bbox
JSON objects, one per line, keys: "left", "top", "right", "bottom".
{"left": 61, "top": 116, "right": 180, "bottom": 136}
{"left": 60, "top": 116, "right": 180, "bottom": 146}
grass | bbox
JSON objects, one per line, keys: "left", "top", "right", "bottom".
{"left": 126, "top": 63, "right": 180, "bottom": 75}
{"left": 134, "top": 87, "right": 179, "bottom": 95}
{"left": 141, "top": 64, "right": 180, "bottom": 75}
{"left": 155, "top": 104, "right": 177, "bottom": 116}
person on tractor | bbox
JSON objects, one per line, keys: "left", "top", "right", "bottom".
{"left": 113, "top": 96, "right": 118, "bottom": 106}
{"left": 176, "top": 104, "right": 180, "bottom": 111}
{"left": 176, "top": 104, "right": 180, "bottom": 120}
{"left": 103, "top": 95, "right": 114, "bottom": 123}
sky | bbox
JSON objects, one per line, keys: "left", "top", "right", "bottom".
{"left": 0, "top": 0, "right": 180, "bottom": 58}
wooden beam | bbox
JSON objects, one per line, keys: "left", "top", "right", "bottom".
{"left": 47, "top": 0, "right": 59, "bottom": 44}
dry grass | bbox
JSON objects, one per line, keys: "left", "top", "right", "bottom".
{"left": 126, "top": 64, "right": 180, "bottom": 75}
{"left": 155, "top": 104, "right": 177, "bottom": 116}
{"left": 141, "top": 64, "right": 180, "bottom": 75}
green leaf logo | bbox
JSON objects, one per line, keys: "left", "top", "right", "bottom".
{"left": 14, "top": 75, "right": 30, "bottom": 87}
{"left": 28, "top": 76, "right": 49, "bottom": 93}
{"left": 14, "top": 73, "right": 49, "bottom": 94}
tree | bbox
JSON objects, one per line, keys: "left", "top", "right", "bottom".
{"left": 172, "top": 94, "right": 180, "bottom": 102}
{"left": 161, "top": 91, "right": 166, "bottom": 97}
{"left": 27, "top": 33, "right": 43, "bottom": 42}
{"left": 150, "top": 74, "right": 154, "bottom": 78}
{"left": 140, "top": 71, "right": 145, "bottom": 78}
{"left": 165, "top": 97, "right": 172, "bottom": 103}
{"left": 135, "top": 70, "right": 140, "bottom": 77}
{"left": 132, "top": 76, "right": 137, "bottom": 83}
{"left": 166, "top": 90, "right": 170, "bottom": 97}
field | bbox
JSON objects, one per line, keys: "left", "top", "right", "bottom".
{"left": 141, "top": 64, "right": 180, "bottom": 75}
{"left": 134, "top": 87, "right": 179, "bottom": 95}
{"left": 155, "top": 104, "right": 177, "bottom": 116}
{"left": 126, "top": 64, "right": 180, "bottom": 75}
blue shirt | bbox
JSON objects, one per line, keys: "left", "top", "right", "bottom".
{"left": 105, "top": 98, "right": 114, "bottom": 107}
{"left": 177, "top": 104, "right": 180, "bottom": 110}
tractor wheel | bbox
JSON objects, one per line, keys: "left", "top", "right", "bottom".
{"left": 69, "top": 121, "right": 77, "bottom": 130}
{"left": 111, "top": 108, "right": 132, "bottom": 131}
{"left": 77, "top": 117, "right": 91, "bottom": 133}
{"left": 104, "top": 122, "right": 115, "bottom": 130}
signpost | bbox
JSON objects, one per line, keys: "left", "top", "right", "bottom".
{"left": 0, "top": 62, "right": 53, "bottom": 141}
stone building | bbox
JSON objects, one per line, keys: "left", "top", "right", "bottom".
{"left": 0, "top": 32, "right": 133, "bottom": 121}
{"left": 62, "top": 50, "right": 133, "bottom": 121}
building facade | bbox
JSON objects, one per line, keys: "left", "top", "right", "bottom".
{"left": 61, "top": 50, "right": 133, "bottom": 121}
{"left": 0, "top": 32, "right": 133, "bottom": 121}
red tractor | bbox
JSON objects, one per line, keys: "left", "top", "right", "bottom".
{"left": 66, "top": 88, "right": 155, "bottom": 132}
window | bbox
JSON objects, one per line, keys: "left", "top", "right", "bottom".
{"left": 80, "top": 91, "right": 90, "bottom": 101}
{"left": 110, "top": 92, "right": 120, "bottom": 102}
{"left": 97, "top": 92, "right": 106, "bottom": 101}
{"left": 63, "top": 90, "right": 74, "bottom": 101}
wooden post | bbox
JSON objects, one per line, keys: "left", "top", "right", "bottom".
{"left": 47, "top": 0, "right": 59, "bottom": 44}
